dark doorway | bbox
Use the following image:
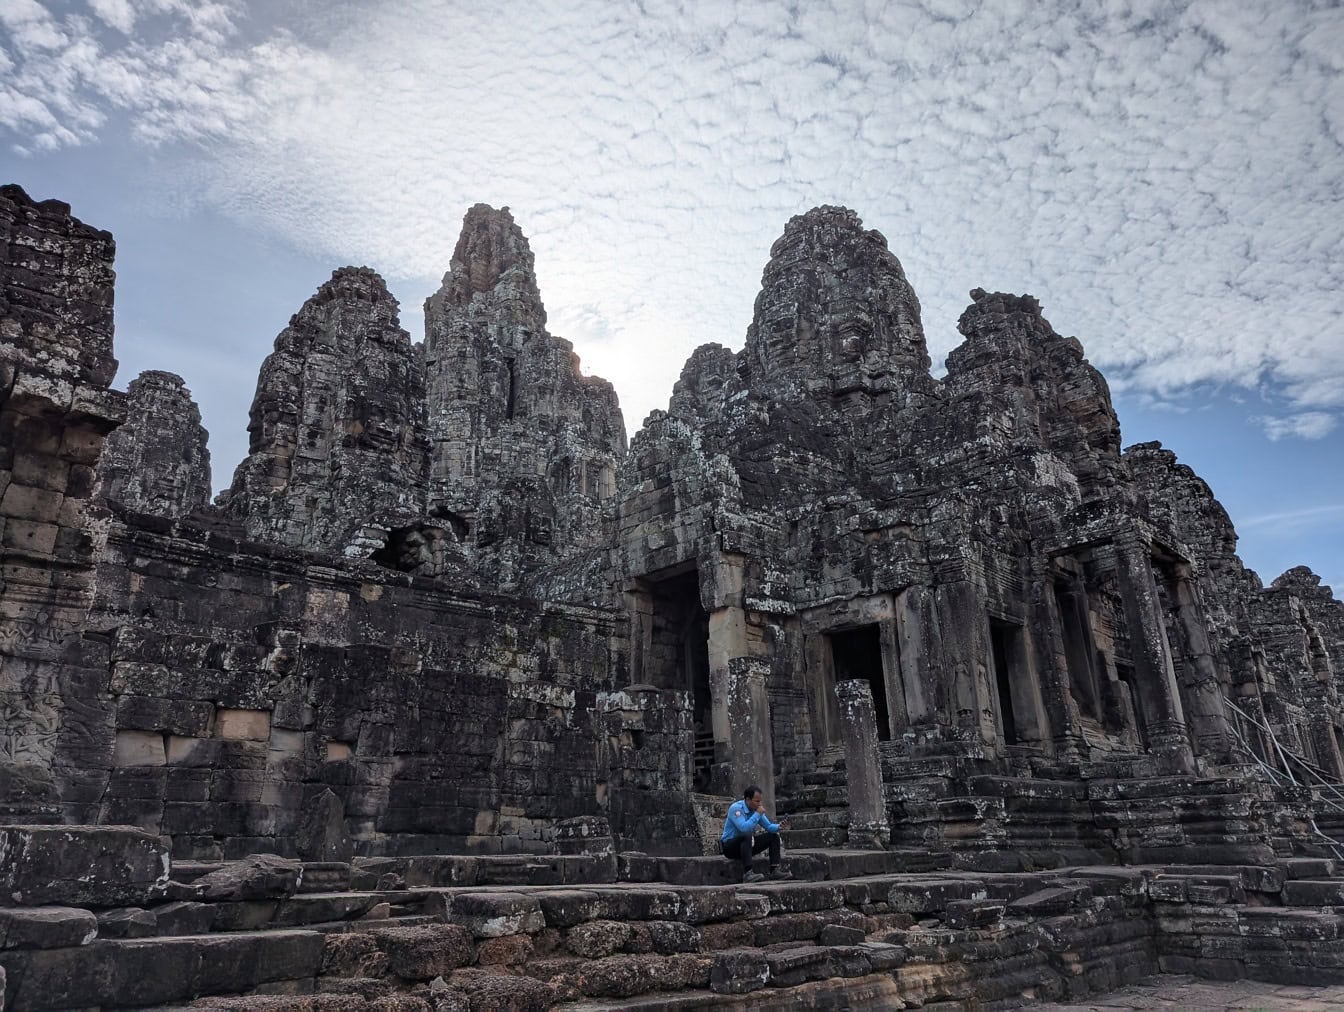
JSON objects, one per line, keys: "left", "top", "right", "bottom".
{"left": 989, "top": 620, "right": 1020, "bottom": 746}
{"left": 828, "top": 625, "right": 890, "bottom": 741}
{"left": 648, "top": 568, "right": 712, "bottom": 732}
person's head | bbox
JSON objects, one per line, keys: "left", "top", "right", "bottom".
{"left": 743, "top": 785, "right": 762, "bottom": 810}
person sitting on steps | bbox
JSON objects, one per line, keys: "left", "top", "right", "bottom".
{"left": 720, "top": 784, "right": 793, "bottom": 882}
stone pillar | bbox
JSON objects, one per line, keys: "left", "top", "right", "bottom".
{"left": 894, "top": 584, "right": 941, "bottom": 723}
{"left": 708, "top": 605, "right": 749, "bottom": 747}
{"left": 1031, "top": 574, "right": 1086, "bottom": 760}
{"left": 624, "top": 585, "right": 655, "bottom": 684}
{"left": 705, "top": 553, "right": 750, "bottom": 753}
{"left": 726, "top": 658, "right": 775, "bottom": 813}
{"left": 877, "top": 618, "right": 908, "bottom": 735}
{"left": 1057, "top": 579, "right": 1103, "bottom": 720}
{"left": 1114, "top": 542, "right": 1195, "bottom": 774}
{"left": 1165, "top": 563, "right": 1237, "bottom": 760}
{"left": 834, "top": 679, "right": 890, "bottom": 848}
{"left": 933, "top": 580, "right": 998, "bottom": 747}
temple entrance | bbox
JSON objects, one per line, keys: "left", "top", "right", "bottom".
{"left": 644, "top": 568, "right": 711, "bottom": 724}
{"left": 828, "top": 625, "right": 890, "bottom": 741}
{"left": 990, "top": 620, "right": 1021, "bottom": 746}
{"left": 640, "top": 567, "right": 712, "bottom": 786}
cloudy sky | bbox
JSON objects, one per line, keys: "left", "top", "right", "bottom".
{"left": 2, "top": 0, "right": 1341, "bottom": 591}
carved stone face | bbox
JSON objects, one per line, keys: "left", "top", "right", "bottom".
{"left": 747, "top": 208, "right": 929, "bottom": 402}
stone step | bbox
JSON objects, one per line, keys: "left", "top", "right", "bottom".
{"left": 11, "top": 859, "right": 1344, "bottom": 1008}
{"left": 1281, "top": 879, "right": 1344, "bottom": 906}
{"left": 776, "top": 786, "right": 848, "bottom": 810}
{"left": 775, "top": 810, "right": 846, "bottom": 831}
{"left": 1283, "top": 857, "right": 1339, "bottom": 880}
{"left": 782, "top": 827, "right": 848, "bottom": 849}
{"left": 615, "top": 848, "right": 953, "bottom": 888}
{"left": 556, "top": 956, "right": 903, "bottom": 1005}
{"left": 0, "top": 928, "right": 326, "bottom": 1008}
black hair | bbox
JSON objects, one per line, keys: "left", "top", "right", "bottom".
{"left": 743, "top": 785, "right": 762, "bottom": 800}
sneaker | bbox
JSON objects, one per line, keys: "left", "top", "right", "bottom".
{"left": 768, "top": 868, "right": 794, "bottom": 880}
{"left": 743, "top": 870, "right": 766, "bottom": 883}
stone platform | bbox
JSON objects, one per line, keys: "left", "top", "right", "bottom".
{"left": 3, "top": 827, "right": 1344, "bottom": 1009}
{"left": 1036, "top": 973, "right": 1344, "bottom": 1011}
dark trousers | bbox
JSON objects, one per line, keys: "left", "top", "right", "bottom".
{"left": 720, "top": 831, "right": 780, "bottom": 872}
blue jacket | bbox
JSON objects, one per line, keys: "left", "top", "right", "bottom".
{"left": 721, "top": 799, "right": 781, "bottom": 843}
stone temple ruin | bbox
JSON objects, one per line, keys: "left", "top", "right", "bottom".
{"left": 2, "top": 180, "right": 1343, "bottom": 1008}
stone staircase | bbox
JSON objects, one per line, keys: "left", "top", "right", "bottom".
{"left": 876, "top": 742, "right": 1335, "bottom": 871}
{"left": 6, "top": 824, "right": 1344, "bottom": 1009}
{"left": 776, "top": 746, "right": 850, "bottom": 850}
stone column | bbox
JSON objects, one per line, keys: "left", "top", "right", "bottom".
{"left": 894, "top": 584, "right": 941, "bottom": 723}
{"left": 933, "top": 580, "right": 998, "bottom": 747}
{"left": 705, "top": 553, "right": 749, "bottom": 753}
{"left": 726, "top": 658, "right": 775, "bottom": 813}
{"left": 1057, "top": 578, "right": 1103, "bottom": 720}
{"left": 834, "top": 679, "right": 890, "bottom": 848}
{"left": 708, "top": 605, "right": 749, "bottom": 746}
{"left": 624, "top": 585, "right": 655, "bottom": 684}
{"left": 1164, "top": 563, "right": 1236, "bottom": 760}
{"left": 1114, "top": 542, "right": 1195, "bottom": 773}
{"left": 1029, "top": 571, "right": 1086, "bottom": 760}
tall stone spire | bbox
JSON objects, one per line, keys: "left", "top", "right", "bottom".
{"left": 945, "top": 289, "right": 1125, "bottom": 505}
{"left": 742, "top": 205, "right": 933, "bottom": 410}
{"left": 98, "top": 370, "right": 211, "bottom": 518}
{"left": 220, "top": 266, "right": 429, "bottom": 553}
{"left": 422, "top": 205, "right": 625, "bottom": 589}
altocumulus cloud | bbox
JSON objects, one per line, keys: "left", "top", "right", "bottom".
{"left": 1252, "top": 411, "right": 1337, "bottom": 442}
{"left": 1, "top": 0, "right": 1342, "bottom": 432}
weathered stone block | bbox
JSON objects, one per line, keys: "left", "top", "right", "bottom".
{"left": 475, "top": 933, "right": 533, "bottom": 966}
{"left": 0, "top": 907, "right": 97, "bottom": 949}
{"left": 710, "top": 948, "right": 770, "bottom": 994}
{"left": 370, "top": 924, "right": 473, "bottom": 980}
{"left": 0, "top": 826, "right": 167, "bottom": 907}
{"left": 1283, "top": 880, "right": 1344, "bottom": 906}
{"left": 215, "top": 708, "right": 272, "bottom": 741}
{"left": 819, "top": 923, "right": 867, "bottom": 946}
{"left": 112, "top": 730, "right": 166, "bottom": 767}
{"left": 320, "top": 931, "right": 388, "bottom": 978}
{"left": 944, "top": 899, "right": 1004, "bottom": 929}
{"left": 566, "top": 919, "right": 633, "bottom": 959}
{"left": 193, "top": 854, "right": 302, "bottom": 901}
{"left": 645, "top": 920, "right": 700, "bottom": 954}
{"left": 93, "top": 907, "right": 157, "bottom": 940}
{"left": 447, "top": 892, "right": 545, "bottom": 937}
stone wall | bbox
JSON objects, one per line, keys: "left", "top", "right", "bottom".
{"left": 2, "top": 184, "right": 1341, "bottom": 874}
{"left": 0, "top": 184, "right": 125, "bottom": 821}
{"left": 62, "top": 505, "right": 671, "bottom": 859}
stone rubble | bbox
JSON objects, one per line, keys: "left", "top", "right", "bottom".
{"left": 1, "top": 182, "right": 1343, "bottom": 1007}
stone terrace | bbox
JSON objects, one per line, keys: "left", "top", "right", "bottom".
{"left": 3, "top": 825, "right": 1344, "bottom": 1008}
